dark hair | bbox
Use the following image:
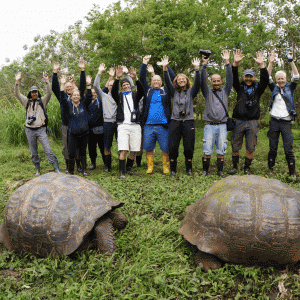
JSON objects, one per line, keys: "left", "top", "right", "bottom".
{"left": 173, "top": 73, "right": 191, "bottom": 92}
{"left": 27, "top": 90, "right": 42, "bottom": 99}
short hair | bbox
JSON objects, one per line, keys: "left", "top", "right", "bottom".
{"left": 173, "top": 73, "right": 191, "bottom": 92}
{"left": 275, "top": 71, "right": 286, "bottom": 79}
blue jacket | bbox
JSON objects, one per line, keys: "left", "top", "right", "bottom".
{"left": 61, "top": 89, "right": 92, "bottom": 136}
{"left": 268, "top": 81, "right": 298, "bottom": 112}
{"left": 87, "top": 97, "right": 104, "bottom": 128}
{"left": 52, "top": 71, "right": 86, "bottom": 126}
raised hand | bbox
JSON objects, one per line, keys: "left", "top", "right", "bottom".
{"left": 157, "top": 55, "right": 170, "bottom": 67}
{"left": 233, "top": 49, "right": 244, "bottom": 66}
{"left": 15, "top": 72, "right": 21, "bottom": 83}
{"left": 86, "top": 75, "right": 92, "bottom": 86}
{"left": 143, "top": 55, "right": 151, "bottom": 65}
{"left": 221, "top": 50, "right": 230, "bottom": 63}
{"left": 78, "top": 59, "right": 85, "bottom": 71}
{"left": 116, "top": 65, "right": 124, "bottom": 79}
{"left": 147, "top": 64, "right": 155, "bottom": 75}
{"left": 191, "top": 57, "right": 201, "bottom": 70}
{"left": 269, "top": 51, "right": 276, "bottom": 64}
{"left": 122, "top": 65, "right": 129, "bottom": 74}
{"left": 108, "top": 68, "right": 115, "bottom": 77}
{"left": 53, "top": 62, "right": 60, "bottom": 73}
{"left": 43, "top": 71, "right": 49, "bottom": 82}
{"left": 69, "top": 74, "right": 75, "bottom": 83}
{"left": 98, "top": 63, "right": 106, "bottom": 74}
{"left": 60, "top": 75, "right": 67, "bottom": 84}
{"left": 129, "top": 66, "right": 138, "bottom": 80}
{"left": 253, "top": 51, "right": 264, "bottom": 66}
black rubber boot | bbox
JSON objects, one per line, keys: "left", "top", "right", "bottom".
{"left": 268, "top": 158, "right": 275, "bottom": 176}
{"left": 170, "top": 160, "right": 177, "bottom": 177}
{"left": 104, "top": 155, "right": 112, "bottom": 173}
{"left": 202, "top": 157, "right": 210, "bottom": 177}
{"left": 118, "top": 159, "right": 126, "bottom": 179}
{"left": 126, "top": 158, "right": 135, "bottom": 175}
{"left": 217, "top": 158, "right": 225, "bottom": 178}
{"left": 228, "top": 155, "right": 239, "bottom": 175}
{"left": 69, "top": 159, "right": 75, "bottom": 175}
{"left": 89, "top": 158, "right": 96, "bottom": 170}
{"left": 136, "top": 156, "right": 142, "bottom": 167}
{"left": 34, "top": 163, "right": 41, "bottom": 176}
{"left": 76, "top": 159, "right": 82, "bottom": 172}
{"left": 244, "top": 157, "right": 253, "bottom": 175}
{"left": 288, "top": 161, "right": 296, "bottom": 176}
{"left": 185, "top": 159, "right": 193, "bottom": 176}
{"left": 81, "top": 156, "right": 88, "bottom": 177}
{"left": 65, "top": 159, "right": 70, "bottom": 174}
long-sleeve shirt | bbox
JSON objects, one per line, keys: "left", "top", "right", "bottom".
{"left": 14, "top": 81, "right": 52, "bottom": 128}
{"left": 200, "top": 64, "right": 233, "bottom": 122}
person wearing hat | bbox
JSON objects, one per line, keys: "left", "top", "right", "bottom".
{"left": 227, "top": 50, "right": 269, "bottom": 175}
{"left": 14, "top": 71, "right": 59, "bottom": 175}
{"left": 111, "top": 66, "right": 144, "bottom": 179}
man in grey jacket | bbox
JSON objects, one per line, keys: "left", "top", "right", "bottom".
{"left": 14, "top": 72, "right": 59, "bottom": 175}
{"left": 200, "top": 50, "right": 233, "bottom": 177}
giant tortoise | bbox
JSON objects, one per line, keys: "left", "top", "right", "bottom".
{"left": 178, "top": 175, "right": 300, "bottom": 272}
{"left": 0, "top": 173, "right": 128, "bottom": 257}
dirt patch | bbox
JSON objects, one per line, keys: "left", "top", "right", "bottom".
{"left": 0, "top": 269, "right": 22, "bottom": 282}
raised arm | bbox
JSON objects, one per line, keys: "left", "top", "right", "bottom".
{"left": 232, "top": 49, "right": 244, "bottom": 92}
{"left": 78, "top": 60, "right": 86, "bottom": 98}
{"left": 111, "top": 65, "right": 123, "bottom": 103}
{"left": 139, "top": 55, "right": 151, "bottom": 90}
{"left": 52, "top": 62, "right": 61, "bottom": 102}
{"left": 14, "top": 72, "right": 28, "bottom": 108}
{"left": 84, "top": 75, "right": 93, "bottom": 108}
{"left": 41, "top": 72, "right": 52, "bottom": 105}
{"left": 221, "top": 50, "right": 233, "bottom": 96}
{"left": 200, "top": 56, "right": 210, "bottom": 99}
{"left": 124, "top": 66, "right": 135, "bottom": 90}
{"left": 267, "top": 51, "right": 276, "bottom": 78}
{"left": 159, "top": 56, "right": 175, "bottom": 97}
{"left": 190, "top": 57, "right": 201, "bottom": 99}
{"left": 94, "top": 63, "right": 106, "bottom": 99}
{"left": 253, "top": 51, "right": 269, "bottom": 96}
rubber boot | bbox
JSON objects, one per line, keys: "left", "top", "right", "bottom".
{"left": 170, "top": 160, "right": 177, "bottom": 177}
{"left": 34, "top": 163, "right": 41, "bottom": 176}
{"left": 136, "top": 156, "right": 142, "bottom": 167}
{"left": 162, "top": 154, "right": 169, "bottom": 174}
{"left": 228, "top": 155, "right": 239, "bottom": 175}
{"left": 217, "top": 158, "right": 225, "bottom": 178}
{"left": 126, "top": 158, "right": 135, "bottom": 175}
{"left": 288, "top": 161, "right": 296, "bottom": 176}
{"left": 81, "top": 156, "right": 88, "bottom": 177}
{"left": 202, "top": 157, "right": 210, "bottom": 177}
{"left": 52, "top": 161, "right": 60, "bottom": 173}
{"left": 244, "top": 157, "right": 252, "bottom": 175}
{"left": 268, "top": 158, "right": 275, "bottom": 176}
{"left": 69, "top": 159, "right": 75, "bottom": 175}
{"left": 185, "top": 158, "right": 193, "bottom": 176}
{"left": 65, "top": 159, "right": 70, "bottom": 174}
{"left": 104, "top": 155, "right": 112, "bottom": 173}
{"left": 89, "top": 158, "right": 96, "bottom": 170}
{"left": 118, "top": 159, "right": 126, "bottom": 179}
{"left": 146, "top": 154, "right": 154, "bottom": 174}
{"left": 76, "top": 159, "right": 82, "bottom": 173}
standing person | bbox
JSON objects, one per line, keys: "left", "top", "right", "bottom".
{"left": 60, "top": 75, "right": 93, "bottom": 176}
{"left": 228, "top": 50, "right": 269, "bottom": 175}
{"left": 87, "top": 84, "right": 105, "bottom": 170}
{"left": 52, "top": 60, "right": 86, "bottom": 173}
{"left": 14, "top": 72, "right": 59, "bottom": 175}
{"left": 139, "top": 55, "right": 172, "bottom": 174}
{"left": 111, "top": 66, "right": 145, "bottom": 179}
{"left": 267, "top": 51, "right": 299, "bottom": 176}
{"left": 162, "top": 56, "right": 201, "bottom": 177}
{"left": 200, "top": 50, "right": 233, "bottom": 177}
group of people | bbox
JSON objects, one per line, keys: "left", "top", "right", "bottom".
{"left": 14, "top": 50, "right": 299, "bottom": 178}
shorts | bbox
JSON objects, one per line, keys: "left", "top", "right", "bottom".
{"left": 202, "top": 123, "right": 227, "bottom": 156}
{"left": 117, "top": 123, "right": 141, "bottom": 152}
{"left": 103, "top": 122, "right": 118, "bottom": 149}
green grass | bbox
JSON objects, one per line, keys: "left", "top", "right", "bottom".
{"left": 1, "top": 123, "right": 300, "bottom": 299}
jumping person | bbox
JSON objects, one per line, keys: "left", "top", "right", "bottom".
{"left": 14, "top": 72, "right": 59, "bottom": 175}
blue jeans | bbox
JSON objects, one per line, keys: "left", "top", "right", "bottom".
{"left": 203, "top": 124, "right": 227, "bottom": 155}
{"left": 143, "top": 124, "right": 169, "bottom": 152}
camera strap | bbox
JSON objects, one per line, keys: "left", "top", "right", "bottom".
{"left": 124, "top": 95, "right": 134, "bottom": 113}
{"left": 279, "top": 90, "right": 294, "bottom": 112}
{"left": 213, "top": 90, "right": 229, "bottom": 118}
{"left": 26, "top": 99, "right": 48, "bottom": 131}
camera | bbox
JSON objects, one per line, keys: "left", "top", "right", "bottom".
{"left": 131, "top": 110, "right": 137, "bottom": 123}
{"left": 290, "top": 109, "right": 297, "bottom": 117}
{"left": 27, "top": 115, "right": 36, "bottom": 125}
{"left": 179, "top": 110, "right": 186, "bottom": 117}
{"left": 198, "top": 49, "right": 211, "bottom": 59}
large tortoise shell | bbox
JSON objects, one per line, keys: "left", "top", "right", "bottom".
{"left": 178, "top": 175, "right": 300, "bottom": 264}
{"left": 4, "top": 173, "right": 122, "bottom": 257}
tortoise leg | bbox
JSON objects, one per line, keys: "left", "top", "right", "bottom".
{"left": 0, "top": 224, "right": 9, "bottom": 250}
{"left": 194, "top": 250, "right": 223, "bottom": 272}
{"left": 94, "top": 217, "right": 117, "bottom": 255}
{"left": 109, "top": 212, "right": 128, "bottom": 230}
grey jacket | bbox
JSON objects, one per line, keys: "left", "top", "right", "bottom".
{"left": 200, "top": 64, "right": 233, "bottom": 123}
{"left": 14, "top": 81, "right": 52, "bottom": 128}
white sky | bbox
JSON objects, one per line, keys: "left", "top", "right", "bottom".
{"left": 1, "top": 0, "right": 119, "bottom": 67}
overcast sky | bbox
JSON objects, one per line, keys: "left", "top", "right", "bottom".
{"left": 1, "top": 0, "right": 120, "bottom": 67}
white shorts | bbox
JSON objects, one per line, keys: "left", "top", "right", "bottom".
{"left": 117, "top": 123, "right": 141, "bottom": 152}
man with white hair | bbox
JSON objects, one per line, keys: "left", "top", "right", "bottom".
{"left": 267, "top": 51, "right": 299, "bottom": 176}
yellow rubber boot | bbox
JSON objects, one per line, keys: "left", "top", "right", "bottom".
{"left": 162, "top": 154, "right": 170, "bottom": 174}
{"left": 146, "top": 154, "right": 154, "bottom": 174}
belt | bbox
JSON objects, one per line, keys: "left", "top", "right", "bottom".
{"left": 205, "top": 121, "right": 226, "bottom": 125}
{"left": 271, "top": 117, "right": 291, "bottom": 123}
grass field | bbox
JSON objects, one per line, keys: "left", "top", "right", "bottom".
{"left": 1, "top": 124, "right": 300, "bottom": 299}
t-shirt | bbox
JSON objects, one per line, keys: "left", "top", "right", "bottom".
{"left": 145, "top": 90, "right": 167, "bottom": 125}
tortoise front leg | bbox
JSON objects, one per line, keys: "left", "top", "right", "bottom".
{"left": 94, "top": 217, "right": 117, "bottom": 255}
{"left": 194, "top": 250, "right": 223, "bottom": 272}
{"left": 0, "top": 224, "right": 10, "bottom": 250}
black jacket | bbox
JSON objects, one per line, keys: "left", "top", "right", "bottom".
{"left": 232, "top": 66, "right": 269, "bottom": 120}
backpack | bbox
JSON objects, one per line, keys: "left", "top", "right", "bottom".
{"left": 26, "top": 99, "right": 48, "bottom": 129}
